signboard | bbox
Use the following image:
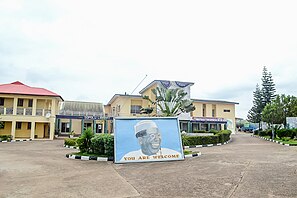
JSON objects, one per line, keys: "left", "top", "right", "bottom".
{"left": 286, "top": 117, "right": 297, "bottom": 129}
{"left": 114, "top": 117, "right": 184, "bottom": 163}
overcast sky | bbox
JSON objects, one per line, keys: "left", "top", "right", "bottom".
{"left": 1, "top": 0, "right": 297, "bottom": 119}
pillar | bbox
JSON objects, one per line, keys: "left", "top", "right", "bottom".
{"left": 81, "top": 119, "right": 84, "bottom": 134}
{"left": 13, "top": 97, "right": 18, "bottom": 115}
{"left": 69, "top": 119, "right": 72, "bottom": 132}
{"left": 30, "top": 122, "right": 35, "bottom": 139}
{"left": 187, "top": 122, "right": 192, "bottom": 133}
{"left": 32, "top": 98, "right": 37, "bottom": 116}
{"left": 50, "top": 121, "right": 55, "bottom": 140}
{"left": 11, "top": 121, "right": 16, "bottom": 139}
{"left": 93, "top": 120, "right": 96, "bottom": 133}
{"left": 104, "top": 120, "right": 107, "bottom": 134}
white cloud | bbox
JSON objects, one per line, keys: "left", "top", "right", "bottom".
{"left": 1, "top": 0, "right": 297, "bottom": 119}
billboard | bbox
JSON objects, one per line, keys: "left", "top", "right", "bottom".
{"left": 114, "top": 117, "right": 184, "bottom": 163}
{"left": 287, "top": 117, "right": 297, "bottom": 129}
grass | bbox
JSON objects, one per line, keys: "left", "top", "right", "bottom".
{"left": 71, "top": 152, "right": 108, "bottom": 158}
{"left": 259, "top": 136, "right": 297, "bottom": 145}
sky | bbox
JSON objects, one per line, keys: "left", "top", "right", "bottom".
{"left": 1, "top": 0, "right": 297, "bottom": 119}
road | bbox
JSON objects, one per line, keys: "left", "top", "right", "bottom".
{"left": 0, "top": 132, "right": 296, "bottom": 198}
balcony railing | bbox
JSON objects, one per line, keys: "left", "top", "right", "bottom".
{"left": 0, "top": 107, "right": 15, "bottom": 115}
{"left": 36, "top": 109, "right": 43, "bottom": 116}
{"left": 0, "top": 107, "right": 50, "bottom": 116}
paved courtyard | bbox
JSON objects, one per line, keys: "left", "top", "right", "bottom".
{"left": 1, "top": 132, "right": 297, "bottom": 198}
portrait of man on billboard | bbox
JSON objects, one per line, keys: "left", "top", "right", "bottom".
{"left": 115, "top": 118, "right": 184, "bottom": 163}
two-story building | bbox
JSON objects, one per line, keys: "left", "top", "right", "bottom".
{"left": 0, "top": 81, "right": 63, "bottom": 140}
{"left": 105, "top": 80, "right": 238, "bottom": 133}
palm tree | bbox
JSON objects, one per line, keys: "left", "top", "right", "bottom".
{"left": 142, "top": 87, "right": 195, "bottom": 116}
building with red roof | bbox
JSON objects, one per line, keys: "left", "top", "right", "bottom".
{"left": 0, "top": 81, "right": 63, "bottom": 140}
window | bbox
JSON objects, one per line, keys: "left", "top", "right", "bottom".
{"left": 61, "top": 122, "right": 70, "bottom": 132}
{"left": 0, "top": 98, "right": 4, "bottom": 106}
{"left": 202, "top": 104, "right": 206, "bottom": 117}
{"left": 17, "top": 99, "right": 24, "bottom": 107}
{"left": 16, "top": 122, "right": 22, "bottom": 130}
{"left": 224, "top": 109, "right": 231, "bottom": 112}
{"left": 27, "top": 122, "right": 31, "bottom": 130}
{"left": 28, "top": 99, "right": 33, "bottom": 107}
{"left": 212, "top": 105, "right": 216, "bottom": 117}
{"left": 130, "top": 105, "right": 142, "bottom": 114}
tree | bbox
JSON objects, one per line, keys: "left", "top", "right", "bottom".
{"left": 262, "top": 94, "right": 297, "bottom": 138}
{"left": 247, "top": 84, "right": 264, "bottom": 127}
{"left": 142, "top": 87, "right": 195, "bottom": 116}
{"left": 261, "top": 66, "right": 276, "bottom": 106}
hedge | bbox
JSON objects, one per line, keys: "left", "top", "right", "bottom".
{"left": 90, "top": 134, "right": 114, "bottom": 157}
{"left": 0, "top": 135, "right": 13, "bottom": 141}
{"left": 182, "top": 130, "right": 231, "bottom": 146}
{"left": 64, "top": 138, "right": 77, "bottom": 146}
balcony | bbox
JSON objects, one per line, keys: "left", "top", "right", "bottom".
{"left": 0, "top": 107, "right": 13, "bottom": 115}
{"left": 0, "top": 107, "right": 50, "bottom": 116}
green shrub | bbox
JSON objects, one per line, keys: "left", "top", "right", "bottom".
{"left": 90, "top": 134, "right": 114, "bottom": 157}
{"left": 210, "top": 129, "right": 219, "bottom": 134}
{"left": 259, "top": 129, "right": 272, "bottom": 137}
{"left": 91, "top": 134, "right": 105, "bottom": 155}
{"left": 0, "top": 135, "right": 13, "bottom": 141}
{"left": 182, "top": 130, "right": 231, "bottom": 146}
{"left": 64, "top": 138, "right": 77, "bottom": 146}
{"left": 77, "top": 128, "right": 94, "bottom": 153}
{"left": 192, "top": 130, "right": 208, "bottom": 133}
{"left": 104, "top": 134, "right": 114, "bottom": 157}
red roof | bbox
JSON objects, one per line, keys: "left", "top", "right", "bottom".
{"left": 0, "top": 81, "right": 63, "bottom": 100}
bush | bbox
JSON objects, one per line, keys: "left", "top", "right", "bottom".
{"left": 192, "top": 130, "right": 208, "bottom": 133}
{"left": 90, "top": 134, "right": 114, "bottom": 157}
{"left": 64, "top": 138, "right": 77, "bottom": 146}
{"left": 259, "top": 129, "right": 272, "bottom": 137}
{"left": 181, "top": 130, "right": 231, "bottom": 146}
{"left": 77, "top": 128, "right": 94, "bottom": 153}
{"left": 0, "top": 135, "right": 13, "bottom": 141}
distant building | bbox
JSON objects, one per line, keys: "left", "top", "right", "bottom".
{"left": 105, "top": 80, "right": 239, "bottom": 133}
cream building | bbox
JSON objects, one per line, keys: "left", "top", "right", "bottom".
{"left": 106, "top": 80, "right": 238, "bottom": 133}
{"left": 0, "top": 81, "right": 63, "bottom": 140}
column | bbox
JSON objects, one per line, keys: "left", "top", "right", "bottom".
{"left": 13, "top": 97, "right": 18, "bottom": 115}
{"left": 187, "top": 122, "right": 192, "bottom": 133}
{"left": 81, "top": 119, "right": 84, "bottom": 134}
{"left": 11, "top": 121, "right": 16, "bottom": 139}
{"left": 32, "top": 98, "right": 37, "bottom": 116}
{"left": 51, "top": 99, "right": 56, "bottom": 116}
{"left": 30, "top": 122, "right": 35, "bottom": 139}
{"left": 50, "top": 121, "right": 55, "bottom": 140}
{"left": 104, "top": 120, "right": 107, "bottom": 134}
{"left": 93, "top": 120, "right": 96, "bottom": 133}
{"left": 59, "top": 119, "right": 62, "bottom": 134}
{"left": 207, "top": 123, "right": 210, "bottom": 131}
{"left": 69, "top": 119, "right": 72, "bottom": 133}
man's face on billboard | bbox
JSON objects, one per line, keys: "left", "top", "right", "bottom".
{"left": 138, "top": 127, "right": 161, "bottom": 155}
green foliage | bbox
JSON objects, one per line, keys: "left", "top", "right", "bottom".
{"left": 143, "top": 87, "right": 195, "bottom": 116}
{"left": 64, "top": 138, "right": 77, "bottom": 146}
{"left": 181, "top": 130, "right": 231, "bottom": 146}
{"left": 0, "top": 135, "right": 13, "bottom": 141}
{"left": 259, "top": 129, "right": 272, "bottom": 137}
{"left": 76, "top": 127, "right": 94, "bottom": 153}
{"left": 247, "top": 84, "right": 264, "bottom": 124}
{"left": 192, "top": 130, "right": 208, "bottom": 133}
{"left": 90, "top": 134, "right": 114, "bottom": 157}
{"left": 262, "top": 94, "right": 297, "bottom": 126}
{"left": 276, "top": 129, "right": 296, "bottom": 139}
{"left": 261, "top": 66, "right": 276, "bottom": 106}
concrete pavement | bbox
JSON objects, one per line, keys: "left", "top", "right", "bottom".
{"left": 1, "top": 132, "right": 297, "bottom": 198}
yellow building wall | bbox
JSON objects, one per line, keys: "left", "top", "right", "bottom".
{"left": 35, "top": 123, "right": 45, "bottom": 138}
{"left": 72, "top": 119, "right": 82, "bottom": 134}
{"left": 192, "top": 102, "right": 202, "bottom": 117}
{"left": 111, "top": 97, "right": 133, "bottom": 117}
{"left": 3, "top": 98, "right": 13, "bottom": 107}
{"left": 15, "top": 122, "right": 31, "bottom": 138}
{"left": 0, "top": 122, "right": 12, "bottom": 135}
{"left": 141, "top": 84, "right": 157, "bottom": 113}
